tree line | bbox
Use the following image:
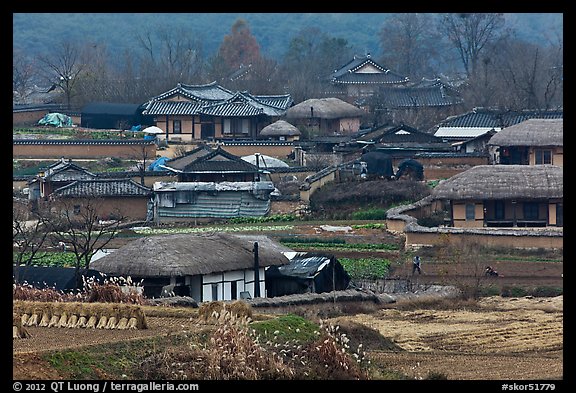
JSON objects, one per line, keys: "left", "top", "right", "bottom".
{"left": 13, "top": 13, "right": 563, "bottom": 116}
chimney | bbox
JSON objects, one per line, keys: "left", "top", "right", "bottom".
{"left": 253, "top": 242, "right": 260, "bottom": 298}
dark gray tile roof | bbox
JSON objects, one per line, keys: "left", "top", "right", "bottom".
{"left": 330, "top": 54, "right": 409, "bottom": 85}
{"left": 164, "top": 145, "right": 214, "bottom": 171}
{"left": 52, "top": 178, "right": 152, "bottom": 197}
{"left": 142, "top": 84, "right": 292, "bottom": 117}
{"left": 151, "top": 82, "right": 234, "bottom": 103}
{"left": 201, "top": 101, "right": 264, "bottom": 117}
{"left": 379, "top": 81, "right": 463, "bottom": 108}
{"left": 357, "top": 124, "right": 442, "bottom": 143}
{"left": 438, "top": 108, "right": 563, "bottom": 129}
{"left": 165, "top": 146, "right": 259, "bottom": 174}
{"left": 143, "top": 101, "right": 204, "bottom": 116}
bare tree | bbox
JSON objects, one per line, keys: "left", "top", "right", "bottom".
{"left": 13, "top": 49, "right": 38, "bottom": 104}
{"left": 439, "top": 13, "right": 506, "bottom": 78}
{"left": 43, "top": 197, "right": 124, "bottom": 290}
{"left": 494, "top": 38, "right": 563, "bottom": 110}
{"left": 279, "top": 27, "right": 354, "bottom": 102}
{"left": 37, "top": 40, "right": 87, "bottom": 109}
{"left": 135, "top": 26, "right": 206, "bottom": 92}
{"left": 13, "top": 201, "right": 51, "bottom": 283}
{"left": 379, "top": 13, "right": 443, "bottom": 79}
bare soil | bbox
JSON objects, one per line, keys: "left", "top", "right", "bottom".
{"left": 13, "top": 224, "right": 563, "bottom": 380}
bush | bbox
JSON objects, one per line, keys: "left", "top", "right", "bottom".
{"left": 501, "top": 286, "right": 529, "bottom": 297}
{"left": 532, "top": 286, "right": 563, "bottom": 297}
{"left": 351, "top": 208, "right": 387, "bottom": 220}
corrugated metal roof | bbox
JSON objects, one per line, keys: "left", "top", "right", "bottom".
{"left": 156, "top": 186, "right": 272, "bottom": 218}
{"left": 434, "top": 127, "right": 498, "bottom": 139}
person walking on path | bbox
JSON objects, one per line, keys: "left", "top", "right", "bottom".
{"left": 412, "top": 255, "right": 422, "bottom": 275}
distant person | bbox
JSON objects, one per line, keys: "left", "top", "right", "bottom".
{"left": 412, "top": 255, "right": 422, "bottom": 275}
{"left": 485, "top": 266, "right": 499, "bottom": 277}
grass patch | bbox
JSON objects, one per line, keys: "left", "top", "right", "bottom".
{"left": 351, "top": 208, "right": 387, "bottom": 220}
{"left": 251, "top": 313, "right": 320, "bottom": 344}
{"left": 44, "top": 334, "right": 201, "bottom": 380}
{"left": 340, "top": 258, "right": 391, "bottom": 280}
{"left": 280, "top": 242, "right": 399, "bottom": 252}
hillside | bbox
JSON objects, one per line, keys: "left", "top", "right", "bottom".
{"left": 13, "top": 13, "right": 563, "bottom": 61}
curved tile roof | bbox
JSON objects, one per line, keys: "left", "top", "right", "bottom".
{"left": 52, "top": 178, "right": 152, "bottom": 197}
{"left": 330, "top": 55, "right": 409, "bottom": 85}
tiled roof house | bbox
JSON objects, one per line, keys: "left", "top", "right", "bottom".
{"left": 142, "top": 82, "right": 293, "bottom": 142}
{"left": 434, "top": 107, "right": 563, "bottom": 142}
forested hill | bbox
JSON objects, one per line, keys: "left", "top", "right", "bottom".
{"left": 13, "top": 13, "right": 562, "bottom": 61}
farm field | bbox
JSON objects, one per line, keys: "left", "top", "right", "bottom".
{"left": 13, "top": 295, "right": 563, "bottom": 380}
{"left": 13, "top": 223, "right": 563, "bottom": 380}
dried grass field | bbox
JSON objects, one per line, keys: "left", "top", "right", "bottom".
{"left": 13, "top": 295, "right": 563, "bottom": 381}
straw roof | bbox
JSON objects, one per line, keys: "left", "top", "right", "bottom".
{"left": 286, "top": 98, "right": 365, "bottom": 119}
{"left": 90, "top": 233, "right": 292, "bottom": 277}
{"left": 432, "top": 165, "right": 563, "bottom": 200}
{"left": 259, "top": 120, "right": 301, "bottom": 136}
{"left": 488, "top": 119, "right": 563, "bottom": 146}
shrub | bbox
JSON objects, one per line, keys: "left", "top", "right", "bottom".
{"left": 500, "top": 286, "right": 529, "bottom": 297}
{"left": 531, "top": 286, "right": 562, "bottom": 297}
{"left": 351, "top": 208, "right": 387, "bottom": 220}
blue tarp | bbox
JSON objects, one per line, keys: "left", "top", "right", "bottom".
{"left": 148, "top": 156, "right": 170, "bottom": 171}
{"left": 37, "top": 112, "right": 73, "bottom": 127}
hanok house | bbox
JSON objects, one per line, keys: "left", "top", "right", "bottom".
{"left": 265, "top": 252, "right": 350, "bottom": 297}
{"left": 431, "top": 165, "right": 563, "bottom": 228}
{"left": 162, "top": 145, "right": 261, "bottom": 182}
{"left": 90, "top": 233, "right": 292, "bottom": 300}
{"left": 27, "top": 158, "right": 98, "bottom": 202}
{"left": 487, "top": 118, "right": 563, "bottom": 166}
{"left": 141, "top": 82, "right": 293, "bottom": 142}
{"left": 258, "top": 119, "right": 301, "bottom": 142}
{"left": 285, "top": 97, "right": 366, "bottom": 137}
{"left": 154, "top": 146, "right": 275, "bottom": 221}
{"left": 49, "top": 178, "right": 154, "bottom": 222}
{"left": 433, "top": 107, "right": 563, "bottom": 143}
{"left": 352, "top": 123, "right": 451, "bottom": 159}
{"left": 376, "top": 78, "right": 463, "bottom": 109}
{"left": 327, "top": 53, "right": 409, "bottom": 98}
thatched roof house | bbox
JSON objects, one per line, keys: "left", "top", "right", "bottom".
{"left": 91, "top": 232, "right": 292, "bottom": 300}
{"left": 286, "top": 98, "right": 365, "bottom": 136}
{"left": 287, "top": 98, "right": 365, "bottom": 119}
{"left": 487, "top": 119, "right": 563, "bottom": 166}
{"left": 259, "top": 120, "right": 301, "bottom": 141}
{"left": 432, "top": 165, "right": 562, "bottom": 200}
{"left": 431, "top": 165, "right": 563, "bottom": 228}
{"left": 488, "top": 119, "right": 563, "bottom": 147}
